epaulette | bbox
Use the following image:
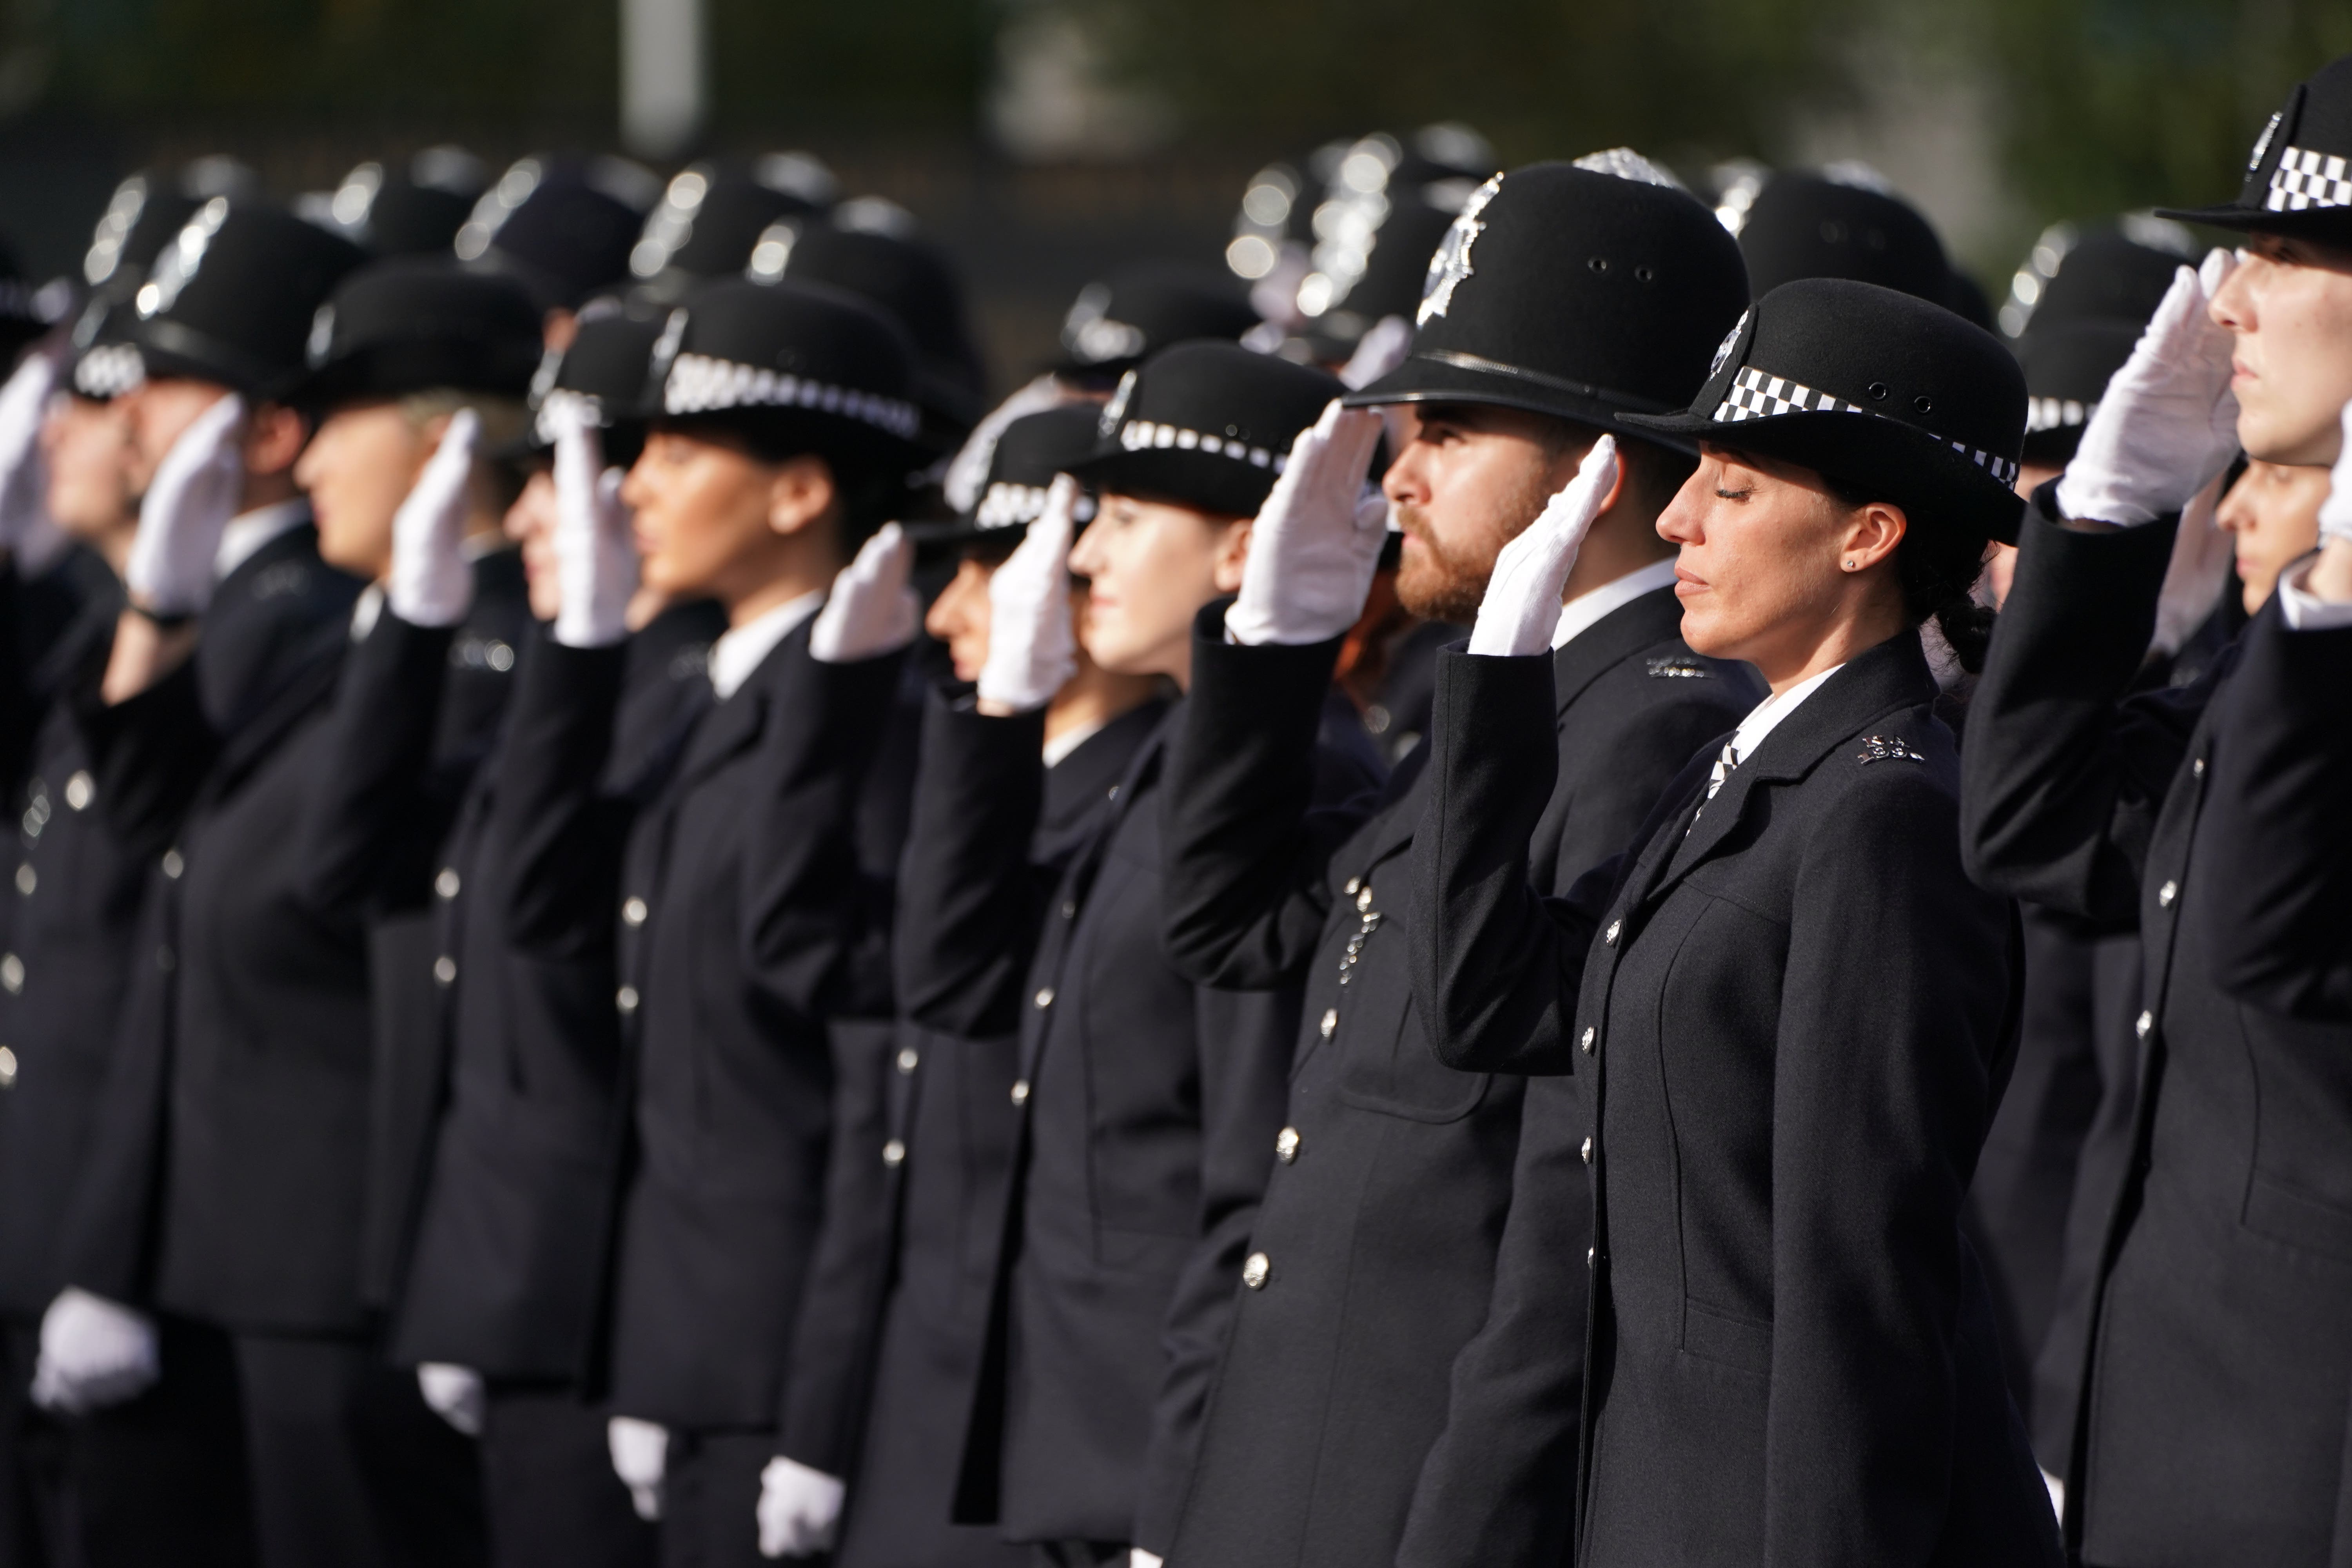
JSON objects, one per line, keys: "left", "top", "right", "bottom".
{"left": 1645, "top": 654, "right": 1711, "bottom": 680}
{"left": 1855, "top": 735, "right": 1926, "bottom": 765}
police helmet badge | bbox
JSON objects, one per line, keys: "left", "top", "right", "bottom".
{"left": 1417, "top": 173, "right": 1502, "bottom": 326}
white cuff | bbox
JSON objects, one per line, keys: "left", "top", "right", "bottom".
{"left": 2276, "top": 557, "right": 2352, "bottom": 630}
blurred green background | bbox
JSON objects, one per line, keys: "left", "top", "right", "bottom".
{"left": 0, "top": 0, "right": 2345, "bottom": 377}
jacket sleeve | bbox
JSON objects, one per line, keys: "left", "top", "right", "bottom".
{"left": 493, "top": 630, "right": 629, "bottom": 959}
{"left": 1763, "top": 767, "right": 2017, "bottom": 1567}
{"left": 1132, "top": 973, "right": 1301, "bottom": 1556}
{"left": 72, "top": 657, "right": 220, "bottom": 860}
{"left": 1960, "top": 500, "right": 2209, "bottom": 922}
{"left": 1395, "top": 1074, "right": 1588, "bottom": 1568}
{"left": 738, "top": 644, "right": 907, "bottom": 1018}
{"left": 296, "top": 612, "right": 457, "bottom": 913}
{"left": 1411, "top": 647, "right": 1614, "bottom": 1075}
{"left": 2195, "top": 602, "right": 2352, "bottom": 1018}
{"left": 1161, "top": 603, "right": 1381, "bottom": 990}
{"left": 892, "top": 691, "right": 1051, "bottom": 1039}
{"left": 1546, "top": 684, "right": 1746, "bottom": 895}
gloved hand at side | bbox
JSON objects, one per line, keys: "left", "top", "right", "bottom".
{"left": 976, "top": 473, "right": 1081, "bottom": 713}
{"left": 124, "top": 392, "right": 245, "bottom": 616}
{"left": 386, "top": 408, "right": 479, "bottom": 627}
{"left": 1467, "top": 434, "right": 1619, "bottom": 657}
{"left": 2056, "top": 249, "right": 2242, "bottom": 528}
{"left": 30, "top": 1288, "right": 160, "bottom": 1414}
{"left": 756, "top": 1455, "right": 846, "bottom": 1558}
{"left": 608, "top": 1415, "right": 668, "bottom": 1523}
{"left": 1225, "top": 399, "right": 1388, "bottom": 646}
{"left": 809, "top": 522, "right": 917, "bottom": 663}
{"left": 416, "top": 1363, "right": 485, "bottom": 1437}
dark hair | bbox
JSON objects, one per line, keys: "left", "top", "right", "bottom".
{"left": 1822, "top": 472, "right": 1996, "bottom": 674}
{"left": 1531, "top": 419, "right": 1697, "bottom": 520}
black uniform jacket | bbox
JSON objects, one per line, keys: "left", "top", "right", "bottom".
{"left": 297, "top": 554, "right": 532, "bottom": 1314}
{"left": 1963, "top": 505, "right": 2352, "bottom": 1567}
{"left": 821, "top": 692, "right": 1162, "bottom": 1568}
{"left": 599, "top": 617, "right": 905, "bottom": 1432}
{"left": 940, "top": 686, "right": 1367, "bottom": 1551}
{"left": 59, "top": 519, "right": 368, "bottom": 1325}
{"left": 394, "top": 602, "right": 721, "bottom": 1380}
{"left": 1153, "top": 588, "right": 1754, "bottom": 1568}
{"left": 0, "top": 548, "right": 130, "bottom": 1319}
{"left": 1422, "top": 630, "right": 2055, "bottom": 1567}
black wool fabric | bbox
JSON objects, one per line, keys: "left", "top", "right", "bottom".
{"left": 1154, "top": 589, "right": 1755, "bottom": 1568}
{"left": 1963, "top": 503, "right": 2352, "bottom": 1566}
{"left": 1417, "top": 631, "right": 2056, "bottom": 1566}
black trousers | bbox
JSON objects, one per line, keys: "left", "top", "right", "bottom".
{"left": 479, "top": 1386, "right": 653, "bottom": 1568}
{"left": 230, "top": 1333, "right": 484, "bottom": 1568}
{"left": 657, "top": 1431, "right": 773, "bottom": 1568}
{"left": 4, "top": 1315, "right": 258, "bottom": 1568}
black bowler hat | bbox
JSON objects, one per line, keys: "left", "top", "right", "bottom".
{"left": 458, "top": 156, "right": 657, "bottom": 312}
{"left": 754, "top": 221, "right": 987, "bottom": 442}
{"left": 908, "top": 404, "right": 1102, "bottom": 547}
{"left": 629, "top": 167, "right": 830, "bottom": 295}
{"left": 1287, "top": 198, "right": 1458, "bottom": 361}
{"left": 1067, "top": 339, "right": 1343, "bottom": 518}
{"left": 2002, "top": 220, "right": 2194, "bottom": 339}
{"left": 298, "top": 258, "right": 544, "bottom": 409}
{"left": 518, "top": 297, "right": 670, "bottom": 465}
{"left": 1737, "top": 171, "right": 1951, "bottom": 304}
{"left": 2161, "top": 53, "right": 2352, "bottom": 243}
{"left": 1627, "top": 277, "right": 2027, "bottom": 543}
{"left": 646, "top": 276, "right": 925, "bottom": 470}
{"left": 68, "top": 296, "right": 147, "bottom": 401}
{"left": 82, "top": 175, "right": 201, "bottom": 295}
{"left": 312, "top": 149, "right": 488, "bottom": 258}
{"left": 1344, "top": 160, "right": 1749, "bottom": 442}
{"left": 127, "top": 201, "right": 368, "bottom": 399}
{"left": 1057, "top": 264, "right": 1260, "bottom": 378}
{"left": 2015, "top": 321, "right": 2142, "bottom": 467}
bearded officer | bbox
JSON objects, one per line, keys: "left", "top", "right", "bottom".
{"left": 1153, "top": 153, "right": 1758, "bottom": 1568}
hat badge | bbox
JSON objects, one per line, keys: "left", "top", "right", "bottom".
{"left": 1708, "top": 310, "right": 1748, "bottom": 381}
{"left": 1417, "top": 173, "right": 1501, "bottom": 327}
{"left": 1099, "top": 368, "right": 1138, "bottom": 437}
{"left": 305, "top": 304, "right": 336, "bottom": 367}
{"left": 2249, "top": 111, "right": 2283, "bottom": 173}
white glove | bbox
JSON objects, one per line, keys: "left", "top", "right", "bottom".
{"left": 30, "top": 1288, "right": 160, "bottom": 1414}
{"left": 1131, "top": 1552, "right": 1165, "bottom": 1568}
{"left": 0, "top": 349, "right": 65, "bottom": 571}
{"left": 125, "top": 392, "right": 245, "bottom": 615}
{"left": 809, "top": 521, "right": 918, "bottom": 664}
{"left": 943, "top": 374, "right": 1073, "bottom": 515}
{"left": 1225, "top": 400, "right": 1388, "bottom": 646}
{"left": 1338, "top": 315, "right": 1413, "bottom": 392}
{"left": 416, "top": 1363, "right": 485, "bottom": 1437}
{"left": 2319, "top": 399, "right": 2352, "bottom": 550}
{"left": 608, "top": 1416, "right": 668, "bottom": 1523}
{"left": 1468, "top": 435, "right": 1620, "bottom": 657}
{"left": 2056, "top": 250, "right": 2242, "bottom": 528}
{"left": 551, "top": 397, "right": 637, "bottom": 648}
{"left": 386, "top": 408, "right": 479, "bottom": 627}
{"left": 756, "top": 1455, "right": 847, "bottom": 1559}
{"left": 976, "top": 474, "right": 1081, "bottom": 711}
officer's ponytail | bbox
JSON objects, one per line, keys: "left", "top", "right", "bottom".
{"left": 1822, "top": 473, "right": 1998, "bottom": 675}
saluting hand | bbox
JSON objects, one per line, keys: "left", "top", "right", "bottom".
{"left": 1467, "top": 433, "right": 1619, "bottom": 657}
{"left": 2056, "top": 248, "right": 2242, "bottom": 528}
{"left": 1225, "top": 398, "right": 1388, "bottom": 646}
{"left": 0, "top": 348, "right": 62, "bottom": 564}
{"left": 550, "top": 395, "right": 637, "bottom": 648}
{"left": 607, "top": 1415, "right": 668, "bottom": 1522}
{"left": 976, "top": 472, "right": 1081, "bottom": 713}
{"left": 809, "top": 521, "right": 918, "bottom": 664}
{"left": 756, "top": 1455, "right": 846, "bottom": 1558}
{"left": 30, "top": 1287, "right": 158, "bottom": 1415}
{"left": 124, "top": 391, "right": 245, "bottom": 616}
{"left": 386, "top": 407, "right": 479, "bottom": 628}
{"left": 2306, "top": 398, "right": 2352, "bottom": 606}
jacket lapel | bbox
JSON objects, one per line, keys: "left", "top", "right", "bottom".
{"left": 1550, "top": 586, "right": 1689, "bottom": 717}
{"left": 674, "top": 620, "right": 815, "bottom": 789}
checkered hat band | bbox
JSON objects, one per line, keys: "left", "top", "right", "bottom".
{"left": 972, "top": 481, "right": 1098, "bottom": 531}
{"left": 2265, "top": 146, "right": 2352, "bottom": 212}
{"left": 662, "top": 352, "right": 921, "bottom": 440}
{"left": 1117, "top": 420, "right": 1287, "bottom": 474}
{"left": 1711, "top": 364, "right": 2021, "bottom": 486}
{"left": 73, "top": 343, "right": 144, "bottom": 400}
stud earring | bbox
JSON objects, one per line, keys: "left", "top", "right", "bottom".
{"left": 1843, "top": 559, "right": 1857, "bottom": 571}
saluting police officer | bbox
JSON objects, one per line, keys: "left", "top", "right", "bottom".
{"left": 1962, "top": 53, "right": 2352, "bottom": 1565}
{"left": 1152, "top": 156, "right": 1757, "bottom": 1568}
{"left": 391, "top": 300, "right": 711, "bottom": 1568}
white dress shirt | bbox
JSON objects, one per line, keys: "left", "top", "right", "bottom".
{"left": 708, "top": 589, "right": 825, "bottom": 701}
{"left": 1551, "top": 556, "right": 1681, "bottom": 651}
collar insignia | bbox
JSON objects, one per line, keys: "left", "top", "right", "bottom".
{"left": 1857, "top": 735, "right": 1925, "bottom": 765}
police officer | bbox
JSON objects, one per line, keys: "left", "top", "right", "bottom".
{"left": 1416, "top": 275, "right": 2055, "bottom": 1563}
{"left": 1152, "top": 156, "right": 1756, "bottom": 1568}
{"left": 924, "top": 341, "right": 1369, "bottom": 1568}
{"left": 494, "top": 277, "right": 917, "bottom": 1566}
{"left": 769, "top": 406, "right": 1161, "bottom": 1568}
{"left": 390, "top": 301, "right": 713, "bottom": 1568}
{"left": 1963, "top": 53, "right": 2352, "bottom": 1564}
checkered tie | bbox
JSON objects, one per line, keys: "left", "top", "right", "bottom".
{"left": 1704, "top": 740, "right": 1739, "bottom": 800}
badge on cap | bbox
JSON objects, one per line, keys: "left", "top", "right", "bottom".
{"left": 2250, "top": 111, "right": 2283, "bottom": 173}
{"left": 1708, "top": 310, "right": 1748, "bottom": 381}
{"left": 305, "top": 304, "right": 336, "bottom": 368}
{"left": 1099, "top": 368, "right": 1138, "bottom": 437}
{"left": 138, "top": 198, "right": 230, "bottom": 320}
{"left": 1417, "top": 174, "right": 1501, "bottom": 327}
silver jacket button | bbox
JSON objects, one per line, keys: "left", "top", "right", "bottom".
{"left": 1034, "top": 987, "right": 1055, "bottom": 1010}
{"left": 13, "top": 865, "right": 32, "bottom": 897}
{"left": 2135, "top": 1009, "right": 2153, "bottom": 1039}
{"left": 0, "top": 954, "right": 22, "bottom": 994}
{"left": 1604, "top": 919, "right": 1620, "bottom": 946}
{"left": 1275, "top": 1127, "right": 1300, "bottom": 1164}
{"left": 0, "top": 1046, "right": 16, "bottom": 1088}
{"left": 1241, "top": 1252, "right": 1271, "bottom": 1290}
{"left": 1010, "top": 1079, "right": 1030, "bottom": 1106}
{"left": 161, "top": 849, "right": 184, "bottom": 880}
{"left": 433, "top": 955, "right": 457, "bottom": 986}
{"left": 1581, "top": 1136, "right": 1593, "bottom": 1164}
{"left": 896, "top": 1047, "right": 920, "bottom": 1074}
{"left": 1343, "top": 877, "right": 1360, "bottom": 896}
{"left": 617, "top": 985, "right": 640, "bottom": 1014}
{"left": 1579, "top": 1025, "right": 1596, "bottom": 1054}
{"left": 63, "top": 772, "right": 93, "bottom": 811}
{"left": 2158, "top": 880, "right": 2178, "bottom": 908}
{"left": 622, "top": 897, "right": 649, "bottom": 927}
{"left": 436, "top": 867, "right": 461, "bottom": 900}
{"left": 881, "top": 1139, "right": 906, "bottom": 1168}
{"left": 1318, "top": 1007, "right": 1337, "bottom": 1039}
